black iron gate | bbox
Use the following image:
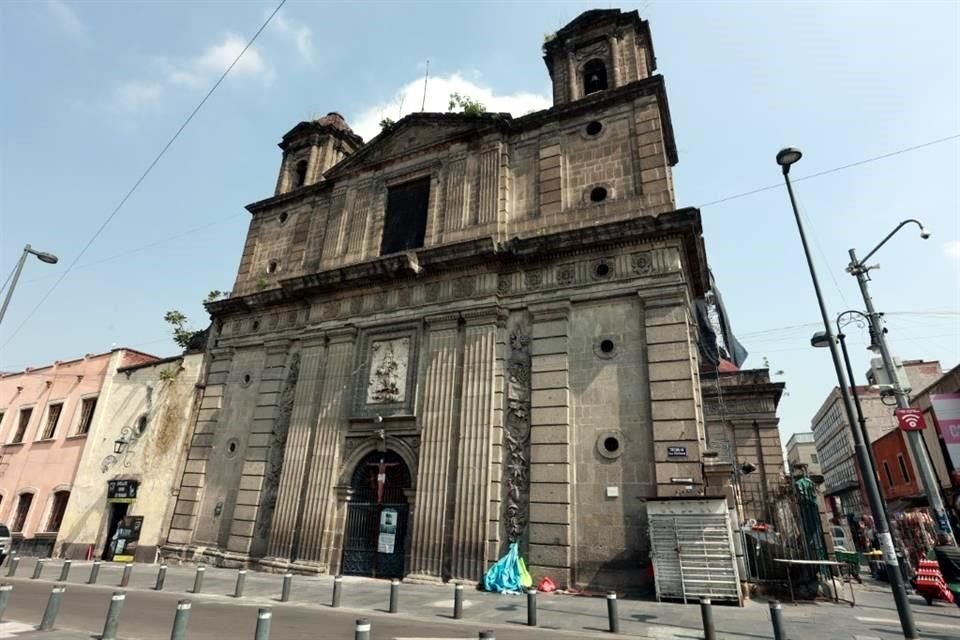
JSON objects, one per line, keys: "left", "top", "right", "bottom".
{"left": 341, "top": 450, "right": 411, "bottom": 578}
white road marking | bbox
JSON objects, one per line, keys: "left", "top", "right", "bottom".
{"left": 0, "top": 622, "right": 36, "bottom": 638}
{"left": 856, "top": 616, "right": 958, "bottom": 630}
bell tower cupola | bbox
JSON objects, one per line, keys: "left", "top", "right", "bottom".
{"left": 274, "top": 112, "right": 364, "bottom": 195}
{"left": 542, "top": 9, "right": 656, "bottom": 106}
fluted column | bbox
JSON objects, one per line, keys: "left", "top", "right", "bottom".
{"left": 266, "top": 331, "right": 327, "bottom": 560}
{"left": 297, "top": 327, "right": 356, "bottom": 567}
{"left": 408, "top": 313, "right": 462, "bottom": 580}
{"left": 450, "top": 308, "right": 500, "bottom": 581}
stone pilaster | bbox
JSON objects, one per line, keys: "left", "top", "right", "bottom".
{"left": 167, "top": 347, "right": 234, "bottom": 547}
{"left": 266, "top": 331, "right": 327, "bottom": 561}
{"left": 643, "top": 296, "right": 704, "bottom": 496}
{"left": 298, "top": 327, "right": 356, "bottom": 569}
{"left": 526, "top": 302, "right": 573, "bottom": 587}
{"left": 408, "top": 313, "right": 461, "bottom": 581}
{"left": 450, "top": 308, "right": 500, "bottom": 581}
{"left": 227, "top": 340, "right": 292, "bottom": 556}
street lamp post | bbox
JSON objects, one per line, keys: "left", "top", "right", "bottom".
{"left": 777, "top": 148, "right": 917, "bottom": 639}
{"left": 847, "top": 222, "right": 956, "bottom": 546}
{"left": 0, "top": 244, "right": 59, "bottom": 327}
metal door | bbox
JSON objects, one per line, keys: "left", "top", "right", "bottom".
{"left": 341, "top": 450, "right": 411, "bottom": 579}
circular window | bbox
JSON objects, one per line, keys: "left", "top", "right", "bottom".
{"left": 585, "top": 121, "right": 603, "bottom": 136}
{"left": 597, "top": 431, "right": 624, "bottom": 460}
{"left": 594, "top": 262, "right": 610, "bottom": 278}
{"left": 251, "top": 320, "right": 260, "bottom": 331}
{"left": 278, "top": 211, "right": 288, "bottom": 224}
{"left": 241, "top": 372, "right": 253, "bottom": 387}
{"left": 594, "top": 334, "right": 620, "bottom": 359}
{"left": 590, "top": 186, "right": 608, "bottom": 203}
{"left": 225, "top": 438, "right": 239, "bottom": 459}
{"left": 267, "top": 260, "right": 279, "bottom": 274}
{"left": 136, "top": 415, "right": 148, "bottom": 435}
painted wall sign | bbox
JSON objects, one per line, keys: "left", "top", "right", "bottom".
{"left": 107, "top": 480, "right": 139, "bottom": 503}
{"left": 667, "top": 446, "right": 688, "bottom": 458}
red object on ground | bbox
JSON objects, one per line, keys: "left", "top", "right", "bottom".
{"left": 537, "top": 577, "right": 557, "bottom": 592}
{"left": 914, "top": 560, "right": 955, "bottom": 605}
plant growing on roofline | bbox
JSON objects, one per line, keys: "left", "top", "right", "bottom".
{"left": 448, "top": 92, "right": 486, "bottom": 116}
{"left": 163, "top": 290, "right": 228, "bottom": 350}
{"left": 379, "top": 117, "right": 396, "bottom": 131}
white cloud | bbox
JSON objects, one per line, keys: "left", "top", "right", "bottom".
{"left": 351, "top": 72, "right": 551, "bottom": 142}
{"left": 46, "top": 0, "right": 88, "bottom": 44}
{"left": 945, "top": 240, "right": 960, "bottom": 259}
{"left": 161, "top": 34, "right": 271, "bottom": 88}
{"left": 111, "top": 81, "right": 163, "bottom": 112}
{"left": 272, "top": 13, "right": 313, "bottom": 63}
{"left": 109, "top": 34, "right": 271, "bottom": 115}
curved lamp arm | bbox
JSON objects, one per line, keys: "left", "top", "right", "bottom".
{"left": 852, "top": 219, "right": 928, "bottom": 271}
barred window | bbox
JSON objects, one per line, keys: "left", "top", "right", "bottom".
{"left": 46, "top": 491, "right": 70, "bottom": 532}
{"left": 77, "top": 397, "right": 98, "bottom": 435}
{"left": 42, "top": 403, "right": 63, "bottom": 440}
{"left": 12, "top": 408, "right": 32, "bottom": 444}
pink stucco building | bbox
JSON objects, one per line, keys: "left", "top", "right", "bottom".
{"left": 0, "top": 349, "right": 157, "bottom": 556}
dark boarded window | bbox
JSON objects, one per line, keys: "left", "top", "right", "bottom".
{"left": 294, "top": 159, "right": 308, "bottom": 187}
{"left": 380, "top": 177, "right": 430, "bottom": 255}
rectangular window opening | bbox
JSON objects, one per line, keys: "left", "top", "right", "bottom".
{"left": 12, "top": 408, "right": 32, "bottom": 444}
{"left": 897, "top": 454, "right": 910, "bottom": 484}
{"left": 42, "top": 403, "right": 63, "bottom": 440}
{"left": 47, "top": 491, "right": 70, "bottom": 532}
{"left": 882, "top": 460, "right": 894, "bottom": 487}
{"left": 810, "top": 453, "right": 818, "bottom": 464}
{"left": 13, "top": 493, "right": 33, "bottom": 532}
{"left": 380, "top": 177, "right": 430, "bottom": 256}
{"left": 77, "top": 397, "right": 98, "bottom": 435}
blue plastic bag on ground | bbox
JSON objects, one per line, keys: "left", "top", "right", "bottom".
{"left": 484, "top": 542, "right": 524, "bottom": 593}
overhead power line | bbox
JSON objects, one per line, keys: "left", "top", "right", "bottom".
{"left": 698, "top": 134, "right": 960, "bottom": 209}
{"left": 0, "top": 0, "right": 287, "bottom": 349}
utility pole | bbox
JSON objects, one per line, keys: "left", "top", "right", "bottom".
{"left": 848, "top": 246, "right": 956, "bottom": 546}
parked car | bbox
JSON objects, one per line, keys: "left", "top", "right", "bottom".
{"left": 0, "top": 523, "right": 10, "bottom": 565}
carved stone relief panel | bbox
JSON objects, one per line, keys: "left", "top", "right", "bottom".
{"left": 503, "top": 325, "right": 531, "bottom": 542}
{"left": 351, "top": 324, "right": 420, "bottom": 419}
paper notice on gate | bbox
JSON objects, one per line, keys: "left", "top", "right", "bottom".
{"left": 378, "top": 532, "right": 396, "bottom": 554}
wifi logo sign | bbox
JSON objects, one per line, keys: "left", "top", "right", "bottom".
{"left": 895, "top": 408, "right": 926, "bottom": 432}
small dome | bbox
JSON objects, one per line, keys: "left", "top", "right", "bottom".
{"left": 315, "top": 112, "right": 354, "bottom": 134}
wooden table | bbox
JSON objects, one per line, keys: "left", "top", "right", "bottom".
{"left": 773, "top": 558, "right": 856, "bottom": 606}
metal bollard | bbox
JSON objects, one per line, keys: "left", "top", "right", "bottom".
{"left": 192, "top": 566, "right": 205, "bottom": 593}
{"left": 39, "top": 584, "right": 66, "bottom": 630}
{"left": 6, "top": 556, "right": 18, "bottom": 577}
{"left": 354, "top": 618, "right": 371, "bottom": 640}
{"left": 479, "top": 632, "right": 496, "bottom": 639}
{"left": 32, "top": 559, "right": 45, "bottom": 580}
{"left": 88, "top": 561, "right": 101, "bottom": 584}
{"left": 606, "top": 591, "right": 620, "bottom": 634}
{"left": 234, "top": 569, "right": 246, "bottom": 598}
{"left": 700, "top": 598, "right": 716, "bottom": 640}
{"left": 120, "top": 564, "right": 133, "bottom": 587}
{"left": 453, "top": 582, "right": 463, "bottom": 619}
{"left": 769, "top": 600, "right": 786, "bottom": 640}
{"left": 388, "top": 579, "right": 400, "bottom": 614}
{"left": 155, "top": 564, "right": 167, "bottom": 591}
{"left": 58, "top": 560, "right": 72, "bottom": 582}
{"left": 0, "top": 584, "right": 12, "bottom": 621}
{"left": 170, "top": 599, "right": 191, "bottom": 640}
{"left": 254, "top": 607, "right": 272, "bottom": 640}
{"left": 101, "top": 591, "right": 126, "bottom": 640}
{"left": 331, "top": 575, "right": 342, "bottom": 608}
{"left": 526, "top": 588, "right": 537, "bottom": 627}
{"left": 280, "top": 573, "right": 293, "bottom": 602}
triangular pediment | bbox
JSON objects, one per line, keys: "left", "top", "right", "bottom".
{"left": 324, "top": 112, "right": 509, "bottom": 180}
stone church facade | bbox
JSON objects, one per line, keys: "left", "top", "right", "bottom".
{"left": 164, "top": 9, "right": 717, "bottom": 591}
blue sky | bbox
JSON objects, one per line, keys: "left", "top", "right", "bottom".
{"left": 1, "top": 0, "right": 958, "bottom": 441}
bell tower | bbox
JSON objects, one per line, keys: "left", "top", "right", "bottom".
{"left": 274, "top": 112, "right": 364, "bottom": 195}
{"left": 542, "top": 9, "right": 656, "bottom": 106}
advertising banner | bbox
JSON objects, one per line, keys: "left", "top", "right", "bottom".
{"left": 931, "top": 393, "right": 960, "bottom": 474}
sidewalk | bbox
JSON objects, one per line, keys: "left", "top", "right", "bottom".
{"left": 3, "top": 557, "right": 957, "bottom": 639}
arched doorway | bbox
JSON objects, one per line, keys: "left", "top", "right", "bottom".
{"left": 341, "top": 450, "right": 411, "bottom": 578}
